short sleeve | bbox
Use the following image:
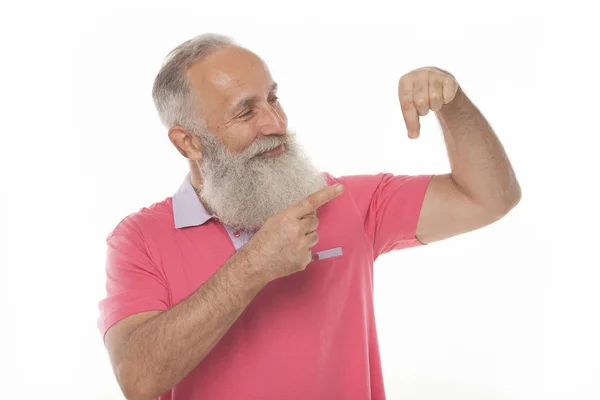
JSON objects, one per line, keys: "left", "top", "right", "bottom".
{"left": 97, "top": 217, "right": 170, "bottom": 342}
{"left": 337, "top": 173, "right": 433, "bottom": 260}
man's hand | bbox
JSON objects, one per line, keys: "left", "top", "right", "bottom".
{"left": 242, "top": 183, "right": 345, "bottom": 282}
{"left": 398, "top": 67, "right": 459, "bottom": 139}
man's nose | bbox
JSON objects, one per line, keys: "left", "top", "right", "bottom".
{"left": 258, "top": 104, "right": 286, "bottom": 135}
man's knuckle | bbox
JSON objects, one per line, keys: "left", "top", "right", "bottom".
{"left": 307, "top": 196, "right": 319, "bottom": 209}
{"left": 414, "top": 98, "right": 428, "bottom": 108}
{"left": 279, "top": 213, "right": 291, "bottom": 224}
{"left": 401, "top": 101, "right": 414, "bottom": 111}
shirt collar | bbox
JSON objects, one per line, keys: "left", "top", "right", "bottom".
{"left": 172, "top": 172, "right": 213, "bottom": 229}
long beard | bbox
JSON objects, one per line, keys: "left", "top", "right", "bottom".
{"left": 196, "top": 130, "right": 327, "bottom": 231}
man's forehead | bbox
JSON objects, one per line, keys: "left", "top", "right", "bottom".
{"left": 187, "top": 51, "right": 275, "bottom": 117}
{"left": 188, "top": 48, "right": 269, "bottom": 91}
{"left": 212, "top": 70, "right": 235, "bottom": 87}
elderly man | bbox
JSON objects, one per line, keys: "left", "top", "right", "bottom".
{"left": 98, "top": 33, "right": 521, "bottom": 400}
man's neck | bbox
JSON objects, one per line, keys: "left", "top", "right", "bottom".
{"left": 189, "top": 162, "right": 216, "bottom": 216}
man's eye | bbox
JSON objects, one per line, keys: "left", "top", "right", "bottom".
{"left": 239, "top": 97, "right": 278, "bottom": 119}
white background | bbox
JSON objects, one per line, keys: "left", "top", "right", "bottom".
{"left": 0, "top": 0, "right": 598, "bottom": 399}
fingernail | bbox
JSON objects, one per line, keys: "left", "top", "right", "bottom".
{"left": 335, "top": 184, "right": 344, "bottom": 193}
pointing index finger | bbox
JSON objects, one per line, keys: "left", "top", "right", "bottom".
{"left": 291, "top": 184, "right": 344, "bottom": 218}
{"left": 399, "top": 78, "right": 420, "bottom": 139}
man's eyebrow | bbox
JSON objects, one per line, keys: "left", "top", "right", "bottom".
{"left": 230, "top": 82, "right": 278, "bottom": 116}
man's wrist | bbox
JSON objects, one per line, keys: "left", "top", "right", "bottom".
{"left": 230, "top": 247, "right": 272, "bottom": 289}
{"left": 436, "top": 85, "right": 468, "bottom": 120}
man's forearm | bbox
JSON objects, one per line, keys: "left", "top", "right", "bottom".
{"left": 435, "top": 86, "right": 521, "bottom": 212}
{"left": 118, "top": 249, "right": 269, "bottom": 400}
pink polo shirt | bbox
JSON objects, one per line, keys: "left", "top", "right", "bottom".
{"left": 98, "top": 171, "right": 434, "bottom": 400}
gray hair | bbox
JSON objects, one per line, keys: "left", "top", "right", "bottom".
{"left": 151, "top": 33, "right": 237, "bottom": 132}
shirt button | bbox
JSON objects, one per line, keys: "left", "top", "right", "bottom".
{"left": 233, "top": 231, "right": 241, "bottom": 238}
{"left": 312, "top": 253, "right": 320, "bottom": 261}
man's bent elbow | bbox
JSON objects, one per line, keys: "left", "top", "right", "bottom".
{"left": 116, "top": 363, "right": 159, "bottom": 400}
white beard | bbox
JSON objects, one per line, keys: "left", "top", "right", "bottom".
{"left": 194, "top": 129, "right": 327, "bottom": 231}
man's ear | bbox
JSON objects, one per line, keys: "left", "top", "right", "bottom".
{"left": 168, "top": 126, "right": 203, "bottom": 161}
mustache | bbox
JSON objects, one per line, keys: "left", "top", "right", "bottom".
{"left": 241, "top": 133, "right": 289, "bottom": 159}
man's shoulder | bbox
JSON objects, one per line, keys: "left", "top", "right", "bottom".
{"left": 327, "top": 171, "right": 431, "bottom": 189}
{"left": 107, "top": 197, "right": 175, "bottom": 241}
{"left": 324, "top": 171, "right": 388, "bottom": 191}
{"left": 325, "top": 171, "right": 433, "bottom": 209}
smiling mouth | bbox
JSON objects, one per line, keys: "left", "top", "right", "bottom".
{"left": 259, "top": 144, "right": 286, "bottom": 157}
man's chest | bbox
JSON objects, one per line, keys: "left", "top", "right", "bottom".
{"left": 150, "top": 199, "right": 372, "bottom": 307}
